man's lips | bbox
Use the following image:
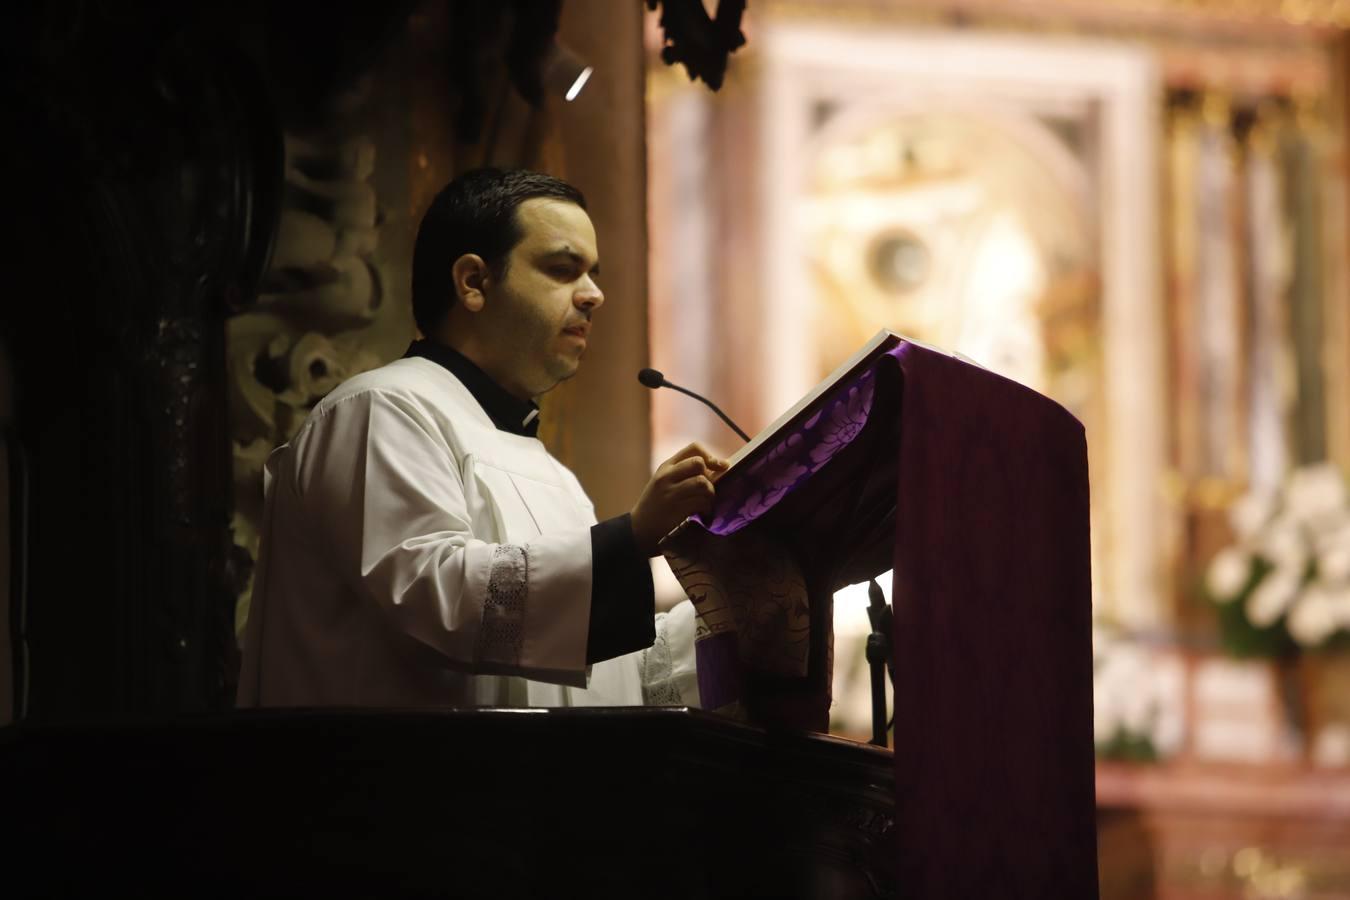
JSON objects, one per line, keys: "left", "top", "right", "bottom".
{"left": 562, "top": 323, "right": 590, "bottom": 339}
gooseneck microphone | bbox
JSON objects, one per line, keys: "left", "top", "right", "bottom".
{"left": 637, "top": 368, "right": 751, "bottom": 443}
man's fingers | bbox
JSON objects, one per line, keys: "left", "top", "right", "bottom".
{"left": 663, "top": 456, "right": 709, "bottom": 482}
{"left": 670, "top": 473, "right": 716, "bottom": 502}
{"left": 685, "top": 480, "right": 716, "bottom": 516}
{"left": 635, "top": 450, "right": 728, "bottom": 547}
{"left": 667, "top": 441, "right": 712, "bottom": 463}
{"left": 666, "top": 441, "right": 730, "bottom": 471}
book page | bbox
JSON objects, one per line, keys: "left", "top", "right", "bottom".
{"left": 725, "top": 329, "right": 903, "bottom": 471}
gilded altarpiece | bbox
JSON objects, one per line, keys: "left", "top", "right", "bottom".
{"left": 649, "top": 22, "right": 1167, "bottom": 630}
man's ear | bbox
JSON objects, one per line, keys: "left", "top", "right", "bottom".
{"left": 451, "top": 253, "right": 490, "bottom": 312}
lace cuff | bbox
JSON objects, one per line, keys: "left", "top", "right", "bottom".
{"left": 479, "top": 544, "right": 528, "bottom": 665}
{"left": 640, "top": 624, "right": 683, "bottom": 705}
{"left": 639, "top": 604, "right": 700, "bottom": 707}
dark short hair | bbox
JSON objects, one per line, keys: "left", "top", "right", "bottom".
{"left": 411, "top": 168, "right": 587, "bottom": 336}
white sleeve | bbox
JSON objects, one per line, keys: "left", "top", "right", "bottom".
{"left": 293, "top": 388, "right": 592, "bottom": 686}
{"left": 638, "top": 599, "right": 701, "bottom": 707}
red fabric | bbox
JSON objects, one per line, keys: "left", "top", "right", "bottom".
{"left": 891, "top": 343, "right": 1099, "bottom": 897}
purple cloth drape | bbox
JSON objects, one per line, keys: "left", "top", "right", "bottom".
{"left": 670, "top": 339, "right": 1098, "bottom": 893}
{"left": 889, "top": 341, "right": 1098, "bottom": 897}
{"left": 673, "top": 338, "right": 1099, "bottom": 893}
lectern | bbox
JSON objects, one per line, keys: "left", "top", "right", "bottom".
{"left": 0, "top": 338, "right": 1097, "bottom": 898}
{"left": 663, "top": 335, "right": 1099, "bottom": 896}
{"left": 2, "top": 708, "right": 894, "bottom": 897}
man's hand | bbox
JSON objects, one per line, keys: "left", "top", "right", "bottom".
{"left": 630, "top": 442, "right": 730, "bottom": 556}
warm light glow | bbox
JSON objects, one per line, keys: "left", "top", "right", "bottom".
{"left": 565, "top": 66, "right": 593, "bottom": 102}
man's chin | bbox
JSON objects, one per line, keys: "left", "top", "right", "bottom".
{"left": 536, "top": 359, "right": 581, "bottom": 395}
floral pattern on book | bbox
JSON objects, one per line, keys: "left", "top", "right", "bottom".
{"left": 699, "top": 366, "right": 878, "bottom": 536}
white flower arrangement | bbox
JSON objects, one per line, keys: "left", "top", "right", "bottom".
{"left": 1092, "top": 626, "right": 1185, "bottom": 760}
{"left": 1206, "top": 463, "right": 1350, "bottom": 652}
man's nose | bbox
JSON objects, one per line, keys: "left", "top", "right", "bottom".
{"left": 575, "top": 278, "right": 604, "bottom": 311}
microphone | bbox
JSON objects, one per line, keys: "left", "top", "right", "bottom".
{"left": 637, "top": 368, "right": 751, "bottom": 442}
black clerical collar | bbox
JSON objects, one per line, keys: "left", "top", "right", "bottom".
{"left": 404, "top": 340, "right": 541, "bottom": 437}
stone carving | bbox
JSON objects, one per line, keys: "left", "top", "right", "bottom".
{"left": 228, "top": 126, "right": 389, "bottom": 633}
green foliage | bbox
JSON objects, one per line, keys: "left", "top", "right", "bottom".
{"left": 1095, "top": 729, "right": 1158, "bottom": 763}
{"left": 1208, "top": 556, "right": 1300, "bottom": 659}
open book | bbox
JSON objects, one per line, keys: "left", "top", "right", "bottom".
{"left": 725, "top": 329, "right": 983, "bottom": 473}
{"left": 726, "top": 330, "right": 901, "bottom": 471}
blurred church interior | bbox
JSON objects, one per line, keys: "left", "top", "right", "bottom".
{"left": 3, "top": 0, "right": 1350, "bottom": 896}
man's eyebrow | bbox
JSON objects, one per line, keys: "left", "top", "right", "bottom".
{"left": 539, "top": 246, "right": 600, "bottom": 275}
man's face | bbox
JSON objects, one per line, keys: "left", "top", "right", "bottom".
{"left": 480, "top": 198, "right": 603, "bottom": 398}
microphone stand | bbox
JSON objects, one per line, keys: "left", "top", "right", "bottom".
{"left": 637, "top": 369, "right": 751, "bottom": 442}
{"left": 866, "top": 578, "right": 894, "bottom": 748}
{"left": 660, "top": 382, "right": 750, "bottom": 442}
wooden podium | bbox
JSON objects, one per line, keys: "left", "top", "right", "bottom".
{"left": 2, "top": 708, "right": 894, "bottom": 898}
{"left": 665, "top": 336, "right": 1100, "bottom": 897}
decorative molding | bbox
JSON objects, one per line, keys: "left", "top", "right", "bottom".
{"left": 227, "top": 123, "right": 390, "bottom": 637}
{"left": 753, "top": 24, "right": 1167, "bottom": 628}
{"left": 646, "top": 0, "right": 748, "bottom": 90}
{"left": 759, "top": 0, "right": 1350, "bottom": 36}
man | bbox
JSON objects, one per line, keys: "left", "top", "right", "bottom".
{"left": 237, "top": 168, "right": 724, "bottom": 708}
